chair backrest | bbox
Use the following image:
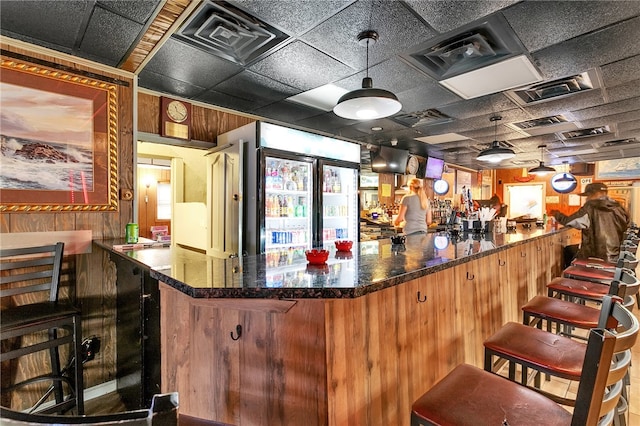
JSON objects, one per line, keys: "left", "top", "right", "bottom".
{"left": 0, "top": 392, "right": 178, "bottom": 425}
{"left": 615, "top": 251, "right": 638, "bottom": 270}
{"left": 573, "top": 296, "right": 639, "bottom": 425}
{"left": 0, "top": 243, "right": 64, "bottom": 303}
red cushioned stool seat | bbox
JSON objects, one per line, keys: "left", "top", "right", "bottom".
{"left": 563, "top": 264, "right": 615, "bottom": 284}
{"left": 547, "top": 276, "right": 609, "bottom": 302}
{"left": 522, "top": 295, "right": 617, "bottom": 331}
{"left": 411, "top": 364, "right": 573, "bottom": 426}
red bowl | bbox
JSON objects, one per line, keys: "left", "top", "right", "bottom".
{"left": 334, "top": 240, "right": 353, "bottom": 252}
{"left": 305, "top": 249, "right": 329, "bottom": 265}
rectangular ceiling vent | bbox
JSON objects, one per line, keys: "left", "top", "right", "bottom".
{"left": 403, "top": 14, "right": 529, "bottom": 81}
{"left": 506, "top": 69, "right": 601, "bottom": 105}
{"left": 393, "top": 109, "right": 453, "bottom": 128}
{"left": 561, "top": 125, "right": 612, "bottom": 140}
{"left": 602, "top": 138, "right": 637, "bottom": 147}
{"left": 175, "top": 0, "right": 289, "bottom": 66}
{"left": 506, "top": 114, "right": 580, "bottom": 136}
{"left": 471, "top": 140, "right": 515, "bottom": 152}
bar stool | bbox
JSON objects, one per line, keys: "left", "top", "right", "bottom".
{"left": 483, "top": 296, "right": 637, "bottom": 407}
{"left": 411, "top": 315, "right": 637, "bottom": 426}
{"left": 523, "top": 278, "right": 639, "bottom": 341}
{"left": 548, "top": 268, "right": 638, "bottom": 308}
{"left": 571, "top": 250, "right": 638, "bottom": 272}
{"left": 1, "top": 243, "right": 84, "bottom": 414}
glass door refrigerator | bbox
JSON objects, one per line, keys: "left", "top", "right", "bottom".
{"left": 320, "top": 163, "right": 359, "bottom": 248}
{"left": 263, "top": 154, "right": 313, "bottom": 266}
{"left": 217, "top": 121, "right": 361, "bottom": 257}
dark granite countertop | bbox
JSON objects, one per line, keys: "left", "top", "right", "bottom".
{"left": 95, "top": 226, "right": 566, "bottom": 300}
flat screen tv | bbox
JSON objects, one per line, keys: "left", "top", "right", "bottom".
{"left": 425, "top": 156, "right": 445, "bottom": 179}
{"left": 370, "top": 146, "right": 410, "bottom": 174}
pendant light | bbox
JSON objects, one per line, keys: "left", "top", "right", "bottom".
{"left": 528, "top": 145, "right": 556, "bottom": 175}
{"left": 333, "top": 31, "right": 402, "bottom": 120}
{"left": 476, "top": 116, "right": 516, "bottom": 163}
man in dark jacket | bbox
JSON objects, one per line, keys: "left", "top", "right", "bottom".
{"left": 551, "top": 182, "right": 630, "bottom": 267}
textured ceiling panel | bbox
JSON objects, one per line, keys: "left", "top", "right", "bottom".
{"left": 2, "top": 0, "right": 639, "bottom": 170}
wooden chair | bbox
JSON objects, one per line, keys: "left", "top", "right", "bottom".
{"left": 411, "top": 324, "right": 635, "bottom": 426}
{"left": 0, "top": 392, "right": 178, "bottom": 425}
{"left": 548, "top": 267, "right": 638, "bottom": 308}
{"left": 1, "top": 243, "right": 83, "bottom": 414}
{"left": 483, "top": 296, "right": 638, "bottom": 410}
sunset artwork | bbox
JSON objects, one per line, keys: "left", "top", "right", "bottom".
{"left": 0, "top": 57, "right": 118, "bottom": 212}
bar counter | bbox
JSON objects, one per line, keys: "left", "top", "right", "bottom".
{"left": 97, "top": 227, "right": 566, "bottom": 299}
{"left": 97, "top": 227, "right": 571, "bottom": 426}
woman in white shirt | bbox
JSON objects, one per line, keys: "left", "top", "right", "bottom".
{"left": 394, "top": 178, "right": 432, "bottom": 235}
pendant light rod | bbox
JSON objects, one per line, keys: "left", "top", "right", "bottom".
{"left": 477, "top": 115, "right": 515, "bottom": 163}
{"left": 528, "top": 144, "right": 556, "bottom": 175}
{"left": 333, "top": 30, "right": 401, "bottom": 120}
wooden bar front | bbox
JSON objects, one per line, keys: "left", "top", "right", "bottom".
{"left": 160, "top": 232, "right": 564, "bottom": 425}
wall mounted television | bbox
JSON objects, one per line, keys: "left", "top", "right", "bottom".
{"left": 370, "top": 146, "right": 410, "bottom": 174}
{"left": 424, "top": 156, "right": 445, "bottom": 179}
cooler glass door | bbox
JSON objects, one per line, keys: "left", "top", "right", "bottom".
{"left": 264, "top": 156, "right": 313, "bottom": 266}
{"left": 321, "top": 165, "right": 358, "bottom": 245}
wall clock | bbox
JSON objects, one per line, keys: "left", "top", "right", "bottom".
{"left": 406, "top": 155, "right": 419, "bottom": 175}
{"left": 433, "top": 179, "right": 449, "bottom": 195}
{"left": 160, "top": 97, "right": 192, "bottom": 140}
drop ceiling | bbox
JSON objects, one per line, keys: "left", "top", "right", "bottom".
{"left": 2, "top": 0, "right": 639, "bottom": 171}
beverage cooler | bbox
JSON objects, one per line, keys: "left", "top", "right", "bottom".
{"left": 216, "top": 121, "right": 361, "bottom": 258}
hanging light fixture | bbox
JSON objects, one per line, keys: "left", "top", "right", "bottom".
{"left": 551, "top": 161, "right": 577, "bottom": 193}
{"left": 333, "top": 31, "right": 402, "bottom": 120}
{"left": 476, "top": 116, "right": 516, "bottom": 163}
{"left": 528, "top": 145, "right": 556, "bottom": 175}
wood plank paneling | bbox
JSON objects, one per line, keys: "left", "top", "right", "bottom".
{"left": 0, "top": 41, "right": 134, "bottom": 409}
{"left": 160, "top": 233, "right": 564, "bottom": 426}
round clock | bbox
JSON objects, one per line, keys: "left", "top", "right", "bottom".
{"left": 433, "top": 179, "right": 449, "bottom": 195}
{"left": 406, "top": 155, "right": 419, "bottom": 175}
{"left": 167, "top": 100, "right": 188, "bottom": 123}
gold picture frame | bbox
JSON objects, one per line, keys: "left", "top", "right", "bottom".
{"left": 1, "top": 56, "right": 118, "bottom": 212}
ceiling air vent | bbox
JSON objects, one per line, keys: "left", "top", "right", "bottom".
{"left": 393, "top": 109, "right": 453, "bottom": 128}
{"left": 602, "top": 138, "right": 637, "bottom": 147}
{"left": 506, "top": 114, "right": 580, "bottom": 137}
{"left": 403, "top": 14, "right": 530, "bottom": 81}
{"left": 175, "top": 0, "right": 289, "bottom": 66}
{"left": 561, "top": 125, "right": 612, "bottom": 140}
{"left": 506, "top": 69, "right": 602, "bottom": 105}
{"left": 471, "top": 140, "right": 515, "bottom": 153}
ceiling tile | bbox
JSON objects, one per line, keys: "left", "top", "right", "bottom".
{"left": 138, "top": 70, "right": 208, "bottom": 99}
{"left": 213, "top": 71, "right": 299, "bottom": 107}
{"left": 248, "top": 41, "right": 354, "bottom": 90}
{"left": 405, "top": 0, "right": 519, "bottom": 33}
{"left": 97, "top": 0, "right": 162, "bottom": 25}
{"left": 300, "top": 0, "right": 436, "bottom": 70}
{"left": 232, "top": 0, "right": 353, "bottom": 36}
{"left": 504, "top": 1, "right": 640, "bottom": 53}
{"left": 142, "top": 38, "right": 243, "bottom": 89}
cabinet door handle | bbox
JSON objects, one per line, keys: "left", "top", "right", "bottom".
{"left": 142, "top": 294, "right": 151, "bottom": 299}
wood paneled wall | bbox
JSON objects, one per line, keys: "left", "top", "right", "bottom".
{"left": 1, "top": 42, "right": 256, "bottom": 410}
{"left": 1, "top": 42, "right": 134, "bottom": 410}
{"left": 137, "top": 93, "right": 254, "bottom": 143}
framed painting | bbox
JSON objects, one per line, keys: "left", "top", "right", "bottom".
{"left": 0, "top": 56, "right": 118, "bottom": 212}
{"left": 595, "top": 156, "right": 640, "bottom": 181}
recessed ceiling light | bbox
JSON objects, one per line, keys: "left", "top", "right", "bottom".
{"left": 371, "top": 126, "right": 383, "bottom": 131}
{"left": 440, "top": 55, "right": 543, "bottom": 100}
{"left": 287, "top": 84, "right": 348, "bottom": 111}
{"left": 415, "top": 133, "right": 470, "bottom": 144}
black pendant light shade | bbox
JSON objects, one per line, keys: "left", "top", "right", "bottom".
{"left": 333, "top": 31, "right": 402, "bottom": 120}
{"left": 476, "top": 116, "right": 516, "bottom": 163}
{"left": 528, "top": 145, "right": 556, "bottom": 175}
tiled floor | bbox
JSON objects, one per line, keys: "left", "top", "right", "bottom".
{"left": 494, "top": 304, "right": 639, "bottom": 424}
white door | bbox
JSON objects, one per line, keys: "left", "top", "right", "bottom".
{"left": 207, "top": 142, "right": 243, "bottom": 258}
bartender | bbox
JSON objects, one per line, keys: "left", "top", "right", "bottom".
{"left": 393, "top": 178, "right": 433, "bottom": 235}
{"left": 489, "top": 194, "right": 508, "bottom": 217}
